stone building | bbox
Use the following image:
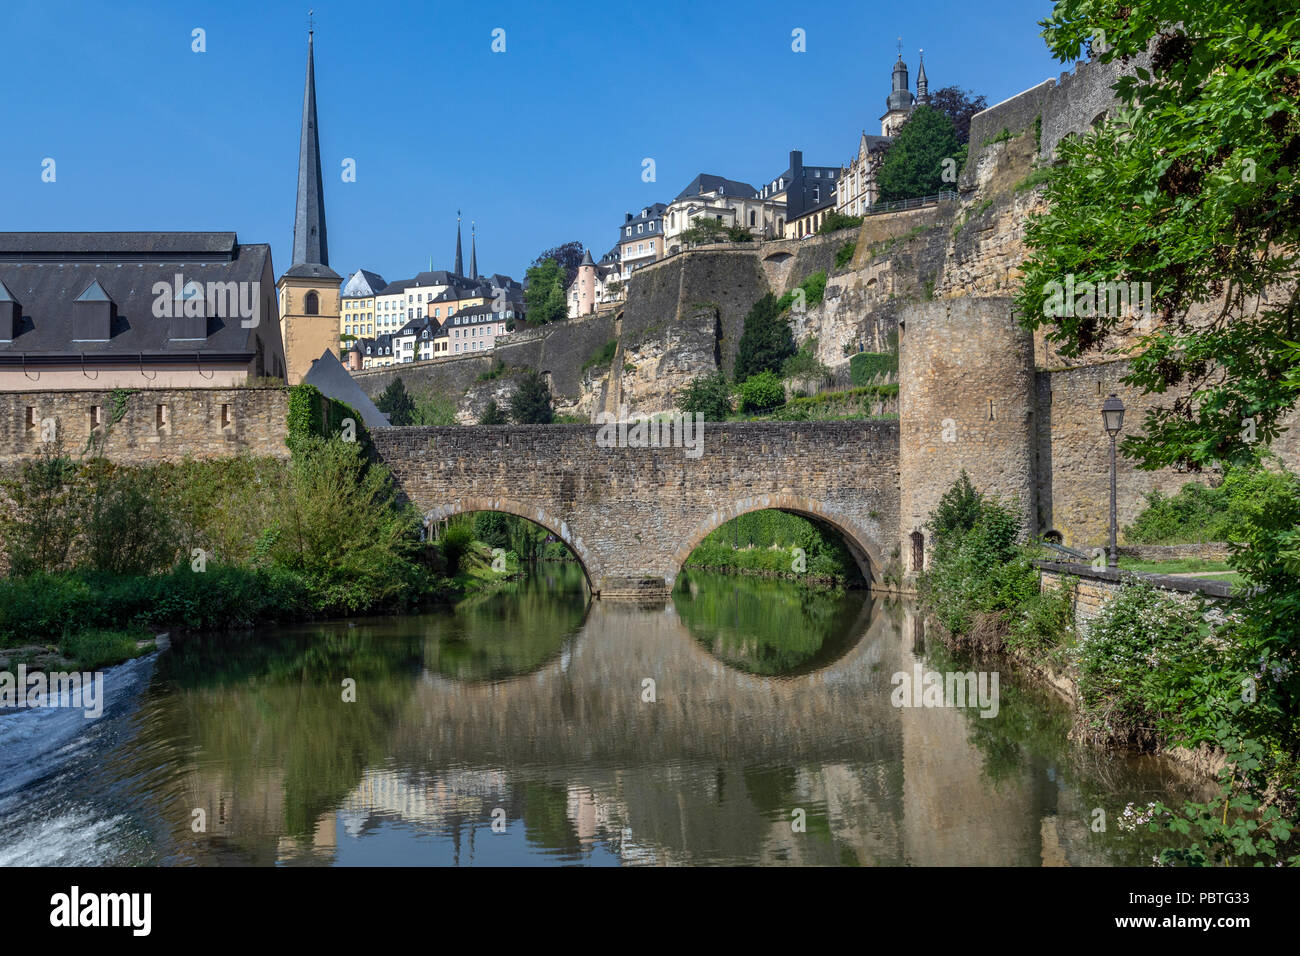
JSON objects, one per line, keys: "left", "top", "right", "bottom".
{"left": 0, "top": 232, "right": 285, "bottom": 390}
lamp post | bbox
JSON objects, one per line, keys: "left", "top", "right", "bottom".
{"left": 1102, "top": 393, "right": 1126, "bottom": 569}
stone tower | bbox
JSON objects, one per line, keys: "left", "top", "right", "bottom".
{"left": 897, "top": 298, "right": 1037, "bottom": 578}
{"left": 277, "top": 28, "right": 341, "bottom": 385}
{"left": 575, "top": 249, "right": 597, "bottom": 316}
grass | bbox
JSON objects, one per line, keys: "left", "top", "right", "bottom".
{"left": 59, "top": 629, "right": 153, "bottom": 670}
{"left": 1117, "top": 557, "right": 1244, "bottom": 588}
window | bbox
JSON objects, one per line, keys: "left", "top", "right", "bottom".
{"left": 637, "top": 224, "right": 643, "bottom": 233}
{"left": 220, "top": 404, "right": 232, "bottom": 430}
{"left": 649, "top": 240, "right": 655, "bottom": 251}
{"left": 304, "top": 291, "right": 319, "bottom": 315}
{"left": 89, "top": 405, "right": 102, "bottom": 431}
{"left": 155, "top": 404, "right": 170, "bottom": 432}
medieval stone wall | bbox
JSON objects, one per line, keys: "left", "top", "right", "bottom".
{"left": 0, "top": 387, "right": 289, "bottom": 465}
{"left": 371, "top": 420, "right": 900, "bottom": 597}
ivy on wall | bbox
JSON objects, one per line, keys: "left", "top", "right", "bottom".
{"left": 286, "top": 384, "right": 368, "bottom": 453}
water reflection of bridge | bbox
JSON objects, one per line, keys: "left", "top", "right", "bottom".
{"left": 177, "top": 598, "right": 1131, "bottom": 866}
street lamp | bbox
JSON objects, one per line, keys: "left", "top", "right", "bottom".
{"left": 1102, "top": 393, "right": 1126, "bottom": 569}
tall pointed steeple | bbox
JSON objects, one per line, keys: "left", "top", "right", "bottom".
{"left": 454, "top": 212, "right": 464, "bottom": 277}
{"left": 916, "top": 49, "right": 929, "bottom": 104}
{"left": 470, "top": 222, "right": 478, "bottom": 280}
{"left": 291, "top": 29, "right": 329, "bottom": 269}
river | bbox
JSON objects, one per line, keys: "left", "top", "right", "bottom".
{"left": 0, "top": 565, "right": 1204, "bottom": 865}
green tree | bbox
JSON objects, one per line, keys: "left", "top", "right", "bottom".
{"left": 413, "top": 390, "right": 457, "bottom": 426}
{"left": 817, "top": 211, "right": 864, "bottom": 235}
{"left": 1017, "top": 0, "right": 1300, "bottom": 472}
{"left": 678, "top": 218, "right": 730, "bottom": 246}
{"left": 523, "top": 258, "right": 569, "bottom": 325}
{"left": 375, "top": 377, "right": 416, "bottom": 426}
{"left": 678, "top": 370, "right": 733, "bottom": 420}
{"left": 478, "top": 399, "right": 507, "bottom": 425}
{"left": 510, "top": 370, "right": 554, "bottom": 424}
{"left": 734, "top": 293, "right": 796, "bottom": 382}
{"left": 876, "top": 105, "right": 961, "bottom": 202}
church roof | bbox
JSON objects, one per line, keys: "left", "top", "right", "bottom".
{"left": 291, "top": 33, "right": 330, "bottom": 270}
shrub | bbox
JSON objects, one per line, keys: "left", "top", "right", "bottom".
{"left": 0, "top": 447, "right": 79, "bottom": 576}
{"left": 582, "top": 340, "right": 618, "bottom": 372}
{"left": 781, "top": 339, "right": 829, "bottom": 381}
{"left": 738, "top": 371, "right": 785, "bottom": 413}
{"left": 439, "top": 523, "right": 475, "bottom": 575}
{"left": 1076, "top": 580, "right": 1235, "bottom": 748}
{"left": 678, "top": 371, "right": 733, "bottom": 421}
{"left": 82, "top": 460, "right": 176, "bottom": 575}
{"left": 473, "top": 512, "right": 511, "bottom": 550}
{"left": 834, "top": 240, "right": 857, "bottom": 270}
{"left": 849, "top": 351, "right": 898, "bottom": 386}
{"left": 818, "top": 212, "right": 863, "bottom": 235}
{"left": 478, "top": 399, "right": 507, "bottom": 425}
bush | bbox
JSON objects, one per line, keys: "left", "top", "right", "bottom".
{"left": 1125, "top": 463, "right": 1296, "bottom": 544}
{"left": 818, "top": 212, "right": 863, "bottom": 235}
{"left": 582, "top": 340, "right": 618, "bottom": 372}
{"left": 781, "top": 339, "right": 829, "bottom": 381}
{"left": 1076, "top": 580, "right": 1235, "bottom": 748}
{"left": 849, "top": 351, "right": 898, "bottom": 386}
{"left": 738, "top": 371, "right": 785, "bottom": 413}
{"left": 82, "top": 460, "right": 175, "bottom": 575}
{"left": 0, "top": 448, "right": 79, "bottom": 576}
{"left": 834, "top": 240, "right": 857, "bottom": 270}
{"left": 267, "top": 436, "right": 422, "bottom": 612}
{"left": 776, "top": 271, "right": 827, "bottom": 311}
{"left": 678, "top": 371, "right": 733, "bottom": 420}
{"left": 439, "top": 523, "right": 475, "bottom": 575}
{"left": 479, "top": 400, "right": 507, "bottom": 425}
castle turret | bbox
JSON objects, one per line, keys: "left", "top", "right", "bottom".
{"left": 576, "top": 249, "right": 596, "bottom": 316}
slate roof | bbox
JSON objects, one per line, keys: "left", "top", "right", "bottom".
{"left": 673, "top": 175, "right": 757, "bottom": 200}
{"left": 292, "top": 34, "right": 330, "bottom": 270}
{"left": 302, "top": 348, "right": 390, "bottom": 428}
{"left": 0, "top": 232, "right": 271, "bottom": 361}
{"left": 341, "top": 269, "right": 387, "bottom": 298}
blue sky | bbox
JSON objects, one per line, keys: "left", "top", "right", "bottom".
{"left": 2, "top": 0, "right": 1066, "bottom": 283}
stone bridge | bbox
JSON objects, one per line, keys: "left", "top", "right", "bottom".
{"left": 370, "top": 421, "right": 900, "bottom": 598}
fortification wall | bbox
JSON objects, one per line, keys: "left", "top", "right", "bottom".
{"left": 898, "top": 298, "right": 1038, "bottom": 573}
{"left": 0, "top": 387, "right": 289, "bottom": 465}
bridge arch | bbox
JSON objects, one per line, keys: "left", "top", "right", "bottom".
{"left": 670, "top": 494, "right": 885, "bottom": 589}
{"left": 423, "top": 496, "right": 597, "bottom": 591}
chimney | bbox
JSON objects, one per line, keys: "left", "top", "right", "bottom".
{"left": 0, "top": 280, "right": 19, "bottom": 342}
{"left": 626, "top": 212, "right": 633, "bottom": 222}
{"left": 73, "top": 279, "right": 115, "bottom": 342}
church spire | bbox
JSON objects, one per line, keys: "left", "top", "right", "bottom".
{"left": 291, "top": 29, "right": 328, "bottom": 268}
{"left": 470, "top": 222, "right": 478, "bottom": 280}
{"left": 454, "top": 212, "right": 464, "bottom": 277}
{"left": 916, "top": 49, "right": 929, "bottom": 104}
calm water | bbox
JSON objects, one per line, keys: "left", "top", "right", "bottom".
{"left": 0, "top": 566, "right": 1205, "bottom": 866}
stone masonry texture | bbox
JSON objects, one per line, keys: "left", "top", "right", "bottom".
{"left": 370, "top": 421, "right": 900, "bottom": 597}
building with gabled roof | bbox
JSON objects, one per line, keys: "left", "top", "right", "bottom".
{"left": 0, "top": 231, "right": 285, "bottom": 389}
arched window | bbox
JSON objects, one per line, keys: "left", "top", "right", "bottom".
{"left": 910, "top": 531, "right": 925, "bottom": 572}
{"left": 304, "top": 291, "right": 320, "bottom": 315}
